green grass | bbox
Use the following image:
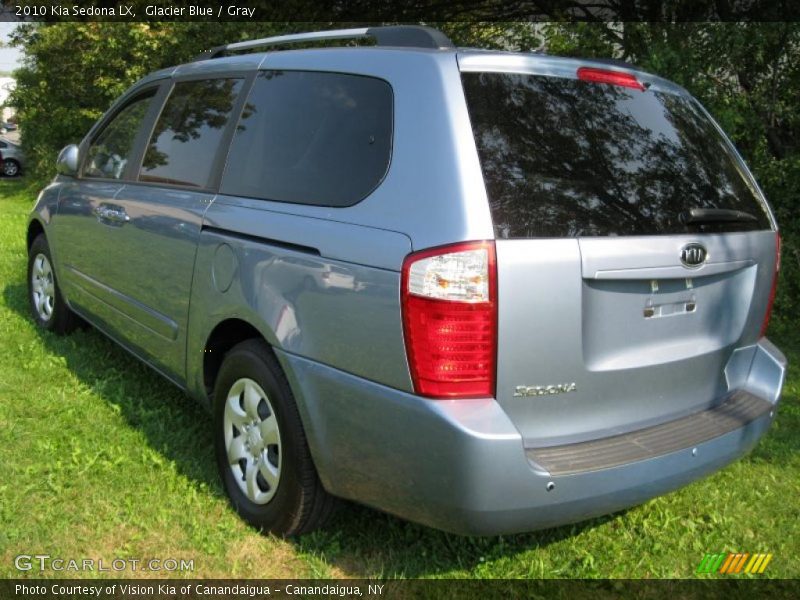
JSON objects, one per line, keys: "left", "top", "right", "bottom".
{"left": 0, "top": 177, "right": 798, "bottom": 579}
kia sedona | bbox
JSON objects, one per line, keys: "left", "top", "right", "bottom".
{"left": 27, "top": 26, "right": 785, "bottom": 536}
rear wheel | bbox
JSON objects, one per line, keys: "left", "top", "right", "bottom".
{"left": 27, "top": 234, "right": 77, "bottom": 334}
{"left": 213, "top": 339, "right": 336, "bottom": 536}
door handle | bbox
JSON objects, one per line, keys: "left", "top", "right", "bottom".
{"left": 94, "top": 205, "right": 130, "bottom": 224}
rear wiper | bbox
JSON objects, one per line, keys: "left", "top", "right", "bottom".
{"left": 679, "top": 208, "right": 759, "bottom": 225}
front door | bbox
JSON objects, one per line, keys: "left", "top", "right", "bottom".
{"left": 56, "top": 76, "right": 246, "bottom": 383}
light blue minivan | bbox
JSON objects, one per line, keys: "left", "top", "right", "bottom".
{"left": 27, "top": 26, "right": 785, "bottom": 536}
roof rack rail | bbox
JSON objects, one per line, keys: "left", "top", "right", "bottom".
{"left": 195, "top": 25, "right": 454, "bottom": 61}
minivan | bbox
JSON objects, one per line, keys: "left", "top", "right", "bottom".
{"left": 27, "top": 26, "right": 786, "bottom": 536}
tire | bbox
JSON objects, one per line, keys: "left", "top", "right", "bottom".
{"left": 3, "top": 159, "right": 20, "bottom": 177}
{"left": 27, "top": 234, "right": 78, "bottom": 334}
{"left": 213, "top": 339, "right": 336, "bottom": 536}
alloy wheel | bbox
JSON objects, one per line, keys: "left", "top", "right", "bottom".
{"left": 223, "top": 377, "right": 282, "bottom": 505}
{"left": 30, "top": 253, "right": 55, "bottom": 322}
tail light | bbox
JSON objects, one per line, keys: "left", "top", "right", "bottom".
{"left": 760, "top": 232, "right": 781, "bottom": 337}
{"left": 401, "top": 241, "right": 497, "bottom": 399}
{"left": 577, "top": 67, "right": 644, "bottom": 91}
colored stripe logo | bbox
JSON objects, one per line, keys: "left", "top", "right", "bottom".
{"left": 697, "top": 552, "right": 773, "bottom": 574}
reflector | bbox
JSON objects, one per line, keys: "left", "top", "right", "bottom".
{"left": 760, "top": 233, "right": 781, "bottom": 337}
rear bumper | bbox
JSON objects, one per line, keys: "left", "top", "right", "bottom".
{"left": 277, "top": 339, "right": 786, "bottom": 536}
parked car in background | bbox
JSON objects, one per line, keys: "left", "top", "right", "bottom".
{"left": 0, "top": 122, "right": 17, "bottom": 134}
{"left": 0, "top": 138, "right": 23, "bottom": 176}
{"left": 26, "top": 26, "right": 785, "bottom": 537}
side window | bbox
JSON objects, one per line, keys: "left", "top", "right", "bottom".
{"left": 221, "top": 70, "right": 393, "bottom": 207}
{"left": 139, "top": 78, "right": 243, "bottom": 188}
{"left": 84, "top": 91, "right": 155, "bottom": 180}
{"left": 0, "top": 142, "right": 6, "bottom": 149}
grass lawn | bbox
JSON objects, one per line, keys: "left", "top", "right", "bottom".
{"left": 0, "top": 177, "right": 798, "bottom": 579}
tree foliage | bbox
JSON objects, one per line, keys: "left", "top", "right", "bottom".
{"left": 9, "top": 21, "right": 799, "bottom": 327}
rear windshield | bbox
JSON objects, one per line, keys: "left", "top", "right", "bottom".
{"left": 462, "top": 71, "right": 772, "bottom": 238}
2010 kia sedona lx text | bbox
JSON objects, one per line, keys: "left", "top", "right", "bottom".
{"left": 27, "top": 26, "right": 786, "bottom": 536}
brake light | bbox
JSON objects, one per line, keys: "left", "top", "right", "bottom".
{"left": 401, "top": 241, "right": 497, "bottom": 399}
{"left": 577, "top": 67, "right": 644, "bottom": 91}
{"left": 760, "top": 232, "right": 781, "bottom": 337}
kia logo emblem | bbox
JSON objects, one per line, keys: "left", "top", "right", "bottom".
{"left": 680, "top": 243, "right": 707, "bottom": 268}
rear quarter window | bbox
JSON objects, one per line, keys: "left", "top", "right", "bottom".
{"left": 461, "top": 71, "right": 772, "bottom": 238}
{"left": 221, "top": 70, "right": 393, "bottom": 207}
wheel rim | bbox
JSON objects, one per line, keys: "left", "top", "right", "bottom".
{"left": 31, "top": 253, "right": 55, "bottom": 322}
{"left": 4, "top": 161, "right": 18, "bottom": 176}
{"left": 223, "top": 377, "right": 282, "bottom": 505}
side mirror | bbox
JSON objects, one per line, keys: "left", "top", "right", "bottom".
{"left": 56, "top": 144, "right": 80, "bottom": 176}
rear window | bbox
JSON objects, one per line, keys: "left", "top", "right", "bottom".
{"left": 221, "top": 70, "right": 392, "bottom": 207}
{"left": 462, "top": 71, "right": 772, "bottom": 238}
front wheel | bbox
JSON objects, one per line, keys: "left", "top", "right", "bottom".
{"left": 27, "top": 234, "right": 77, "bottom": 334}
{"left": 213, "top": 339, "right": 336, "bottom": 536}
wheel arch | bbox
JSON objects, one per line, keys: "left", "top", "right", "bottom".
{"left": 27, "top": 218, "right": 46, "bottom": 251}
{"left": 202, "top": 317, "right": 277, "bottom": 399}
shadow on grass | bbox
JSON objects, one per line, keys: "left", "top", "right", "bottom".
{"left": 3, "top": 281, "right": 221, "bottom": 494}
{"left": 4, "top": 280, "right": 618, "bottom": 577}
{"left": 295, "top": 505, "right": 620, "bottom": 577}
{"left": 743, "top": 399, "right": 800, "bottom": 466}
